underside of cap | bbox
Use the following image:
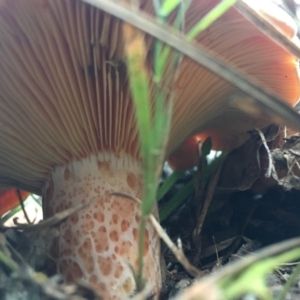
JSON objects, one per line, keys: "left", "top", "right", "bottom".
{"left": 0, "top": 0, "right": 298, "bottom": 193}
{"left": 0, "top": 0, "right": 140, "bottom": 193}
{"left": 242, "top": 0, "right": 297, "bottom": 39}
{"left": 166, "top": 0, "right": 300, "bottom": 154}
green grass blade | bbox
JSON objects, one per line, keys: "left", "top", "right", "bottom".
{"left": 222, "top": 248, "right": 300, "bottom": 299}
{"left": 277, "top": 262, "right": 300, "bottom": 300}
{"left": 0, "top": 250, "right": 18, "bottom": 271}
{"left": 159, "top": 178, "right": 194, "bottom": 221}
{"left": 157, "top": 171, "right": 184, "bottom": 200}
{"left": 160, "top": 0, "right": 182, "bottom": 17}
{"left": 188, "top": 0, "right": 237, "bottom": 40}
{"left": 127, "top": 65, "right": 151, "bottom": 157}
{"left": 124, "top": 27, "right": 152, "bottom": 159}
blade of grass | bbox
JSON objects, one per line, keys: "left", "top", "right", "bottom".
{"left": 0, "top": 250, "right": 18, "bottom": 271}
{"left": 122, "top": 0, "right": 195, "bottom": 286}
{"left": 83, "top": 0, "right": 300, "bottom": 132}
{"left": 160, "top": 0, "right": 182, "bottom": 17}
{"left": 277, "top": 262, "right": 300, "bottom": 300}
{"left": 157, "top": 171, "right": 184, "bottom": 200}
{"left": 221, "top": 248, "right": 300, "bottom": 299}
{"left": 154, "top": 0, "right": 191, "bottom": 82}
{"left": 160, "top": 151, "right": 226, "bottom": 221}
{"left": 123, "top": 24, "right": 152, "bottom": 160}
{"left": 188, "top": 0, "right": 237, "bottom": 40}
{"left": 142, "top": 0, "right": 192, "bottom": 216}
{"left": 159, "top": 178, "right": 194, "bottom": 221}
{"left": 122, "top": 22, "right": 152, "bottom": 290}
{"left": 173, "top": 239, "right": 300, "bottom": 300}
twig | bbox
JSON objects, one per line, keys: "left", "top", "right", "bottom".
{"left": 111, "top": 192, "right": 203, "bottom": 278}
{"left": 212, "top": 236, "right": 222, "bottom": 268}
{"left": 193, "top": 164, "right": 223, "bottom": 248}
{"left": 149, "top": 213, "right": 203, "bottom": 277}
{"left": 16, "top": 189, "right": 32, "bottom": 224}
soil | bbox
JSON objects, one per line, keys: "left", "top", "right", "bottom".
{"left": 2, "top": 126, "right": 300, "bottom": 299}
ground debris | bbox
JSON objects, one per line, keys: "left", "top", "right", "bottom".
{"left": 0, "top": 227, "right": 102, "bottom": 300}
{"left": 161, "top": 126, "right": 300, "bottom": 299}
{"left": 0, "top": 268, "right": 102, "bottom": 300}
{"left": 218, "top": 125, "right": 279, "bottom": 191}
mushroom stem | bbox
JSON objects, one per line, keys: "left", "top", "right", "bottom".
{"left": 42, "top": 153, "right": 161, "bottom": 299}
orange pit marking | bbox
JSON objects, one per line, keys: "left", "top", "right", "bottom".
{"left": 93, "top": 211, "right": 105, "bottom": 223}
{"left": 98, "top": 256, "right": 112, "bottom": 275}
{"left": 112, "top": 214, "right": 118, "bottom": 224}
{"left": 121, "top": 219, "right": 130, "bottom": 232}
{"left": 114, "top": 262, "right": 124, "bottom": 279}
{"left": 126, "top": 172, "right": 137, "bottom": 190}
{"left": 109, "top": 230, "right": 119, "bottom": 242}
{"left": 132, "top": 228, "right": 138, "bottom": 241}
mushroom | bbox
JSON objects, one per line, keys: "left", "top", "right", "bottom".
{"left": 0, "top": 189, "right": 29, "bottom": 217}
{"left": 167, "top": 1, "right": 300, "bottom": 171}
{"left": 0, "top": 0, "right": 298, "bottom": 299}
{"left": 168, "top": 135, "right": 202, "bottom": 170}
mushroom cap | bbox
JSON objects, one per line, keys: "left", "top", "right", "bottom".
{"left": 167, "top": 0, "right": 300, "bottom": 170}
{"left": 0, "top": 0, "right": 298, "bottom": 191}
{"left": 243, "top": 0, "right": 298, "bottom": 39}
{"left": 168, "top": 0, "right": 299, "bottom": 154}
{"left": 168, "top": 135, "right": 201, "bottom": 170}
{"left": 0, "top": 189, "right": 29, "bottom": 217}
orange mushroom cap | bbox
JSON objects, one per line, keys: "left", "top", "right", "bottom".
{"left": 168, "top": 0, "right": 300, "bottom": 171}
{"left": 168, "top": 135, "right": 201, "bottom": 170}
{"left": 243, "top": 0, "right": 297, "bottom": 39}
{"left": 0, "top": 0, "right": 299, "bottom": 299}
{"left": 0, "top": 189, "right": 29, "bottom": 217}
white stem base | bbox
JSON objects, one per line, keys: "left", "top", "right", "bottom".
{"left": 43, "top": 153, "right": 161, "bottom": 299}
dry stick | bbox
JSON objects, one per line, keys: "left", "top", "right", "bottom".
{"left": 279, "top": 153, "right": 300, "bottom": 190}
{"left": 278, "top": 146, "right": 300, "bottom": 188}
{"left": 295, "top": 160, "right": 300, "bottom": 173}
{"left": 111, "top": 192, "right": 203, "bottom": 278}
{"left": 254, "top": 128, "right": 275, "bottom": 178}
{"left": 193, "top": 164, "right": 223, "bottom": 248}
{"left": 83, "top": 0, "right": 300, "bottom": 133}
{"left": 212, "top": 236, "right": 222, "bottom": 268}
{"left": 16, "top": 189, "right": 32, "bottom": 224}
{"left": 281, "top": 159, "right": 297, "bottom": 189}
{"left": 149, "top": 211, "right": 203, "bottom": 278}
